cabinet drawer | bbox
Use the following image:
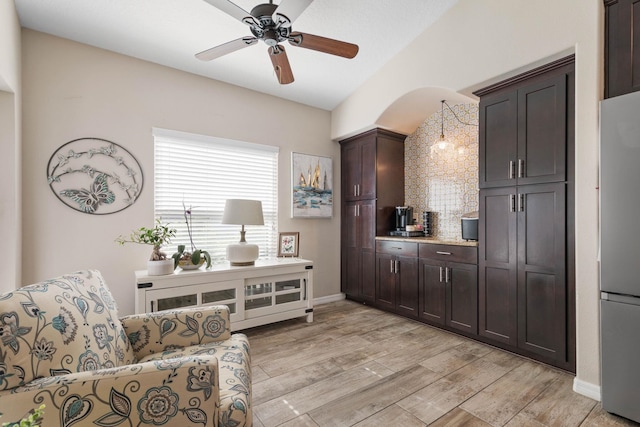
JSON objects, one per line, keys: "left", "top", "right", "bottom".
{"left": 376, "top": 240, "right": 418, "bottom": 257}
{"left": 419, "top": 244, "right": 477, "bottom": 264}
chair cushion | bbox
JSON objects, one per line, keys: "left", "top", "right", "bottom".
{"left": 0, "top": 270, "right": 135, "bottom": 391}
{"left": 138, "top": 333, "right": 252, "bottom": 426}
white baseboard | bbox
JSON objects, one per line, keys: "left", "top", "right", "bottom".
{"left": 573, "top": 377, "right": 601, "bottom": 401}
{"left": 314, "top": 293, "right": 346, "bottom": 305}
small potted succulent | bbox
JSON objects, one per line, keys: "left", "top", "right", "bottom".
{"left": 172, "top": 203, "right": 212, "bottom": 270}
{"left": 116, "top": 220, "right": 177, "bottom": 275}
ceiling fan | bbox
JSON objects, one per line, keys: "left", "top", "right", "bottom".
{"left": 196, "top": 0, "right": 359, "bottom": 84}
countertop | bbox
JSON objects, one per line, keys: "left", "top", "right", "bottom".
{"left": 376, "top": 235, "right": 479, "bottom": 247}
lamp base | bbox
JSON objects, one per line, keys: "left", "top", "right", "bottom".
{"left": 230, "top": 260, "right": 256, "bottom": 267}
{"left": 227, "top": 242, "right": 259, "bottom": 266}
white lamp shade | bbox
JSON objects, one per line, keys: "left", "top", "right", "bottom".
{"left": 222, "top": 199, "right": 264, "bottom": 225}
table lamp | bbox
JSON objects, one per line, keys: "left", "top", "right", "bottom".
{"left": 222, "top": 199, "right": 264, "bottom": 266}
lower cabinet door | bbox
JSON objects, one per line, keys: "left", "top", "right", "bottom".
{"left": 479, "top": 187, "right": 518, "bottom": 346}
{"left": 517, "top": 183, "right": 566, "bottom": 361}
{"left": 375, "top": 253, "right": 396, "bottom": 310}
{"left": 419, "top": 258, "right": 446, "bottom": 325}
{"left": 343, "top": 246, "right": 361, "bottom": 298}
{"left": 361, "top": 249, "right": 376, "bottom": 303}
{"left": 396, "top": 255, "right": 419, "bottom": 317}
{"left": 447, "top": 262, "right": 478, "bottom": 334}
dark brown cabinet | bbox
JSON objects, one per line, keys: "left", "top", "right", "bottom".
{"left": 605, "top": 0, "right": 640, "bottom": 98}
{"left": 340, "top": 129, "right": 406, "bottom": 302}
{"left": 478, "top": 187, "right": 517, "bottom": 346}
{"left": 342, "top": 200, "right": 376, "bottom": 303}
{"left": 419, "top": 244, "right": 478, "bottom": 335}
{"left": 516, "top": 183, "right": 567, "bottom": 362}
{"left": 479, "top": 183, "right": 566, "bottom": 361}
{"left": 342, "top": 136, "right": 376, "bottom": 201}
{"left": 474, "top": 56, "right": 574, "bottom": 372}
{"left": 479, "top": 71, "right": 567, "bottom": 188}
{"left": 375, "top": 241, "right": 419, "bottom": 317}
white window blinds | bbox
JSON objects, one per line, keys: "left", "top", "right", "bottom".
{"left": 153, "top": 128, "right": 279, "bottom": 263}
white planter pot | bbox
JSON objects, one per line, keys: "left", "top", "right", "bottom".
{"left": 147, "top": 259, "right": 174, "bottom": 276}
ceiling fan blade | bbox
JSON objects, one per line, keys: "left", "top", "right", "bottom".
{"left": 273, "top": 0, "right": 313, "bottom": 28}
{"left": 288, "top": 32, "right": 359, "bottom": 59}
{"left": 196, "top": 37, "right": 258, "bottom": 61}
{"left": 201, "top": 0, "right": 259, "bottom": 26}
{"left": 268, "top": 45, "right": 294, "bottom": 84}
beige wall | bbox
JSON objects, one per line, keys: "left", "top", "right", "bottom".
{"left": 332, "top": 0, "right": 603, "bottom": 398}
{"left": 21, "top": 29, "right": 339, "bottom": 316}
{"left": 0, "top": 0, "right": 22, "bottom": 293}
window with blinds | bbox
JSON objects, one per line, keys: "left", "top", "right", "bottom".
{"left": 153, "top": 128, "right": 279, "bottom": 263}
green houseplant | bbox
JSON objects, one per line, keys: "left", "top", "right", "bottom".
{"left": 1, "top": 404, "right": 45, "bottom": 427}
{"left": 172, "top": 204, "right": 212, "bottom": 270}
{"left": 116, "top": 220, "right": 177, "bottom": 275}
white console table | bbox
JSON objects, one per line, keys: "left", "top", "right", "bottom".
{"left": 135, "top": 258, "right": 313, "bottom": 331}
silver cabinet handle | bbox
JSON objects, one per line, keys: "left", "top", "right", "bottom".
{"left": 436, "top": 251, "right": 451, "bottom": 255}
{"left": 509, "top": 160, "right": 515, "bottom": 179}
{"left": 390, "top": 259, "right": 394, "bottom": 273}
{"left": 394, "top": 260, "right": 399, "bottom": 274}
{"left": 357, "top": 184, "right": 360, "bottom": 196}
{"left": 518, "top": 159, "right": 525, "bottom": 178}
{"left": 439, "top": 266, "right": 444, "bottom": 283}
{"left": 509, "top": 194, "right": 516, "bottom": 212}
{"left": 353, "top": 184, "right": 357, "bottom": 197}
{"left": 445, "top": 267, "right": 450, "bottom": 283}
{"left": 518, "top": 193, "right": 524, "bottom": 212}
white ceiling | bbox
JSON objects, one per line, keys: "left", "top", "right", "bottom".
{"left": 14, "top": 0, "right": 459, "bottom": 111}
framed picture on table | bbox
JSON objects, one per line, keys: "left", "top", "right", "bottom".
{"left": 277, "top": 232, "right": 299, "bottom": 257}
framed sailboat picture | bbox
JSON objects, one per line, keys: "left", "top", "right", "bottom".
{"left": 291, "top": 152, "right": 333, "bottom": 218}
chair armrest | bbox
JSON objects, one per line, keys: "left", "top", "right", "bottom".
{"left": 120, "top": 305, "right": 232, "bottom": 359}
{"left": 0, "top": 356, "right": 220, "bottom": 427}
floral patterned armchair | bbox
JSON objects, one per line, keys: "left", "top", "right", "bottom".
{"left": 0, "top": 270, "right": 251, "bottom": 427}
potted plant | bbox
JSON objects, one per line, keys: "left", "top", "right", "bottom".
{"left": 2, "top": 404, "right": 45, "bottom": 427}
{"left": 116, "top": 220, "right": 177, "bottom": 275}
{"left": 172, "top": 204, "right": 212, "bottom": 270}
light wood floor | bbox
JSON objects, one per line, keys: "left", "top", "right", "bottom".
{"left": 243, "top": 299, "right": 637, "bottom": 427}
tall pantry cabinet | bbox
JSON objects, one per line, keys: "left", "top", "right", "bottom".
{"left": 340, "top": 128, "right": 406, "bottom": 304}
{"left": 474, "top": 56, "right": 575, "bottom": 372}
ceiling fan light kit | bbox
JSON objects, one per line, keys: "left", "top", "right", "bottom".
{"left": 198, "top": 0, "right": 359, "bottom": 84}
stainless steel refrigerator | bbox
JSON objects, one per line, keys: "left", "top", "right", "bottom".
{"left": 600, "top": 90, "right": 640, "bottom": 423}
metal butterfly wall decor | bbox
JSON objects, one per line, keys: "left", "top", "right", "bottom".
{"left": 46, "top": 138, "right": 143, "bottom": 215}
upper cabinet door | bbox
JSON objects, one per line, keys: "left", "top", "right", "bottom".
{"left": 342, "top": 141, "right": 362, "bottom": 202}
{"left": 479, "top": 91, "right": 518, "bottom": 188}
{"left": 516, "top": 74, "right": 567, "bottom": 186}
{"left": 359, "top": 137, "right": 378, "bottom": 200}
{"left": 605, "top": 0, "right": 640, "bottom": 98}
{"left": 341, "top": 134, "right": 377, "bottom": 201}
{"left": 478, "top": 71, "right": 568, "bottom": 189}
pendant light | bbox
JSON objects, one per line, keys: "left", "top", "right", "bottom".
{"left": 431, "top": 100, "right": 479, "bottom": 157}
{"left": 432, "top": 100, "right": 454, "bottom": 155}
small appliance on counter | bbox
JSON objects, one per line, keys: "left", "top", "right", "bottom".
{"left": 461, "top": 211, "right": 478, "bottom": 241}
{"left": 389, "top": 206, "right": 424, "bottom": 237}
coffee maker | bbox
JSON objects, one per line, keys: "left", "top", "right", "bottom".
{"left": 395, "top": 206, "right": 413, "bottom": 231}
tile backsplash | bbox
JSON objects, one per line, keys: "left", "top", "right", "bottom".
{"left": 405, "top": 103, "right": 479, "bottom": 241}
